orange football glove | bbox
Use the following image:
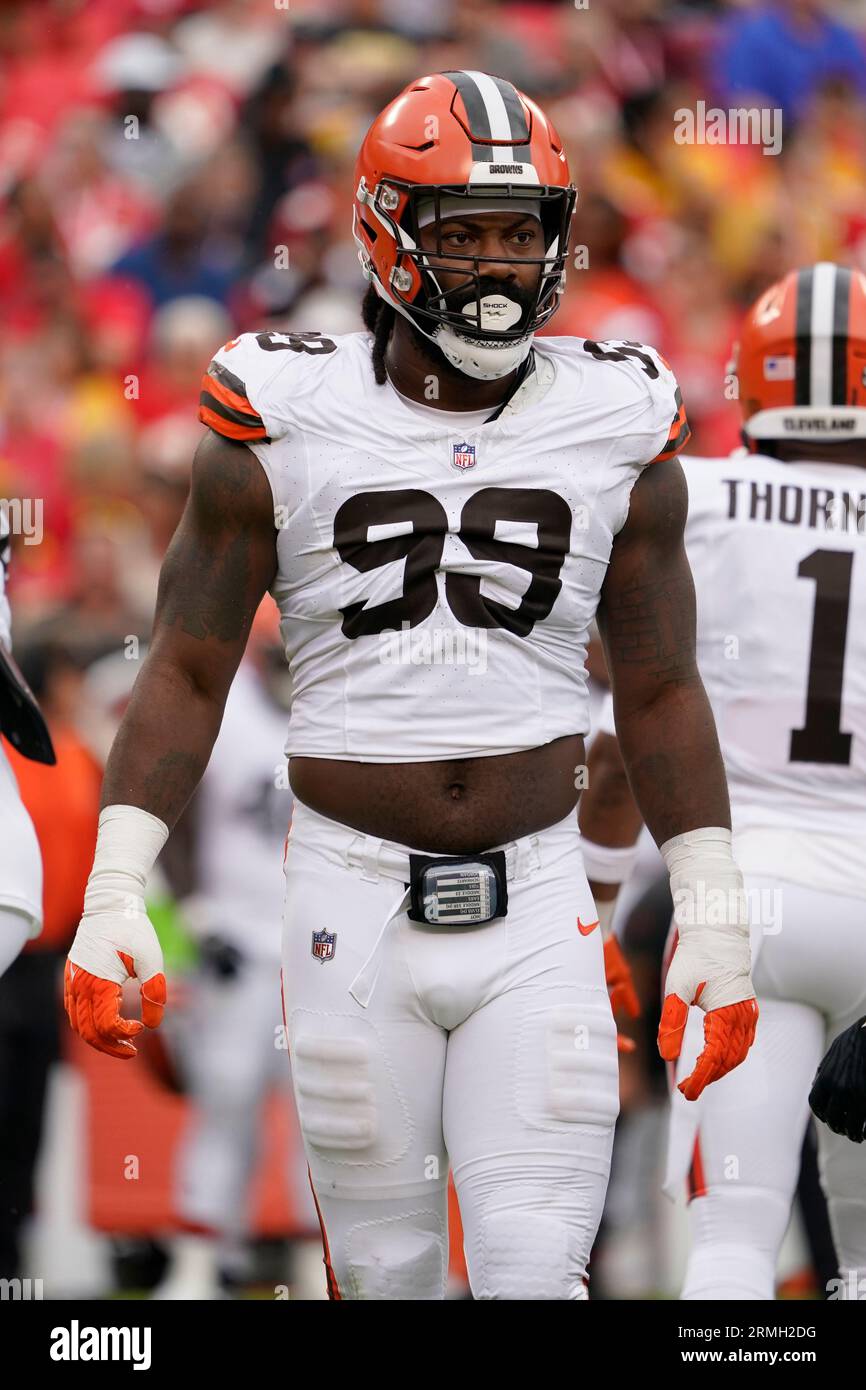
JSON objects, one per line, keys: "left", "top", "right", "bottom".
{"left": 604, "top": 934, "right": 640, "bottom": 1054}
{"left": 65, "top": 908, "right": 166, "bottom": 1060}
{"left": 658, "top": 990, "right": 759, "bottom": 1102}
{"left": 658, "top": 827, "right": 759, "bottom": 1100}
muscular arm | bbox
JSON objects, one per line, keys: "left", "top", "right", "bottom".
{"left": 101, "top": 430, "right": 277, "bottom": 825}
{"left": 596, "top": 458, "right": 730, "bottom": 848}
{"left": 579, "top": 730, "right": 645, "bottom": 904}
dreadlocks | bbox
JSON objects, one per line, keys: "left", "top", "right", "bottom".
{"left": 362, "top": 284, "right": 395, "bottom": 385}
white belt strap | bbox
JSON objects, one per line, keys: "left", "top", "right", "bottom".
{"left": 344, "top": 828, "right": 541, "bottom": 1008}
{"left": 348, "top": 885, "right": 410, "bottom": 1009}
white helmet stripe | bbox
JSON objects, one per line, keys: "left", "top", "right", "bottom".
{"left": 809, "top": 261, "right": 837, "bottom": 407}
{"left": 461, "top": 70, "right": 518, "bottom": 161}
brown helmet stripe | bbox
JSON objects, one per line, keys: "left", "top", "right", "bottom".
{"left": 444, "top": 70, "right": 529, "bottom": 163}
{"left": 444, "top": 70, "right": 495, "bottom": 162}
{"left": 832, "top": 266, "right": 852, "bottom": 406}
{"left": 795, "top": 265, "right": 814, "bottom": 406}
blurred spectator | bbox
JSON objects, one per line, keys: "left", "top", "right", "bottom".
{"left": 112, "top": 180, "right": 241, "bottom": 310}
{"left": 125, "top": 413, "right": 197, "bottom": 615}
{"left": 133, "top": 295, "right": 233, "bottom": 425}
{"left": 44, "top": 111, "right": 157, "bottom": 280}
{"left": 94, "top": 29, "right": 188, "bottom": 196}
{"left": 717, "top": 0, "right": 866, "bottom": 124}
{"left": 550, "top": 194, "right": 665, "bottom": 345}
{"left": 174, "top": 0, "right": 290, "bottom": 96}
{"left": 238, "top": 62, "right": 319, "bottom": 255}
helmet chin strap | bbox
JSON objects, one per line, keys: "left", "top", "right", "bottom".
{"left": 374, "top": 277, "right": 535, "bottom": 382}
{"left": 431, "top": 322, "right": 534, "bottom": 381}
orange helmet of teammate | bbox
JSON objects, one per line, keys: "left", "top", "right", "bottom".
{"left": 733, "top": 263, "right": 866, "bottom": 450}
{"left": 353, "top": 70, "right": 575, "bottom": 380}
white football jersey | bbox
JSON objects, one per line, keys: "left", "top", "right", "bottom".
{"left": 682, "top": 451, "right": 866, "bottom": 893}
{"left": 0, "top": 509, "right": 11, "bottom": 653}
{"left": 195, "top": 661, "right": 292, "bottom": 960}
{"left": 200, "top": 330, "right": 688, "bottom": 762}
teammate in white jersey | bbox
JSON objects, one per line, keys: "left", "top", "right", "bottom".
{"left": 64, "top": 71, "right": 757, "bottom": 1300}
{"left": 0, "top": 510, "right": 48, "bottom": 977}
{"left": 580, "top": 262, "right": 866, "bottom": 1299}
{"left": 154, "top": 602, "right": 318, "bottom": 1298}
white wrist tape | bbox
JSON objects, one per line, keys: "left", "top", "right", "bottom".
{"left": 580, "top": 835, "right": 641, "bottom": 886}
{"left": 660, "top": 826, "right": 752, "bottom": 1012}
{"left": 83, "top": 804, "right": 170, "bottom": 916}
{"left": 660, "top": 826, "right": 749, "bottom": 931}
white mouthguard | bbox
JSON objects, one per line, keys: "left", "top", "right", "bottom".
{"left": 462, "top": 295, "right": 524, "bottom": 333}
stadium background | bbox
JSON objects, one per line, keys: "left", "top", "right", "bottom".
{"left": 1, "top": 0, "right": 864, "bottom": 1299}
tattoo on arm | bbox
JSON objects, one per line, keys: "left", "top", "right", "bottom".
{"left": 156, "top": 438, "right": 272, "bottom": 645}
{"left": 140, "top": 751, "right": 208, "bottom": 821}
{"left": 597, "top": 459, "right": 730, "bottom": 842}
{"left": 600, "top": 570, "right": 698, "bottom": 688}
{"left": 159, "top": 531, "right": 253, "bottom": 643}
{"left": 100, "top": 432, "right": 277, "bottom": 826}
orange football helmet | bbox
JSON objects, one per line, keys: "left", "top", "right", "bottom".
{"left": 353, "top": 70, "right": 575, "bottom": 370}
{"left": 733, "top": 263, "right": 866, "bottom": 448}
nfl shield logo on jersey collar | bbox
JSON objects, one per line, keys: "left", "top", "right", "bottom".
{"left": 452, "top": 440, "right": 476, "bottom": 470}
{"left": 311, "top": 929, "right": 337, "bottom": 962}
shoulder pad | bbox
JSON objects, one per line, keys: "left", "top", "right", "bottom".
{"left": 199, "top": 331, "right": 339, "bottom": 444}
{"left": 580, "top": 338, "right": 690, "bottom": 465}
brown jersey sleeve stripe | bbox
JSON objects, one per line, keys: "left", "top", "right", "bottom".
{"left": 199, "top": 371, "right": 269, "bottom": 437}
{"left": 648, "top": 388, "right": 690, "bottom": 463}
{"left": 206, "top": 360, "right": 257, "bottom": 413}
{"left": 199, "top": 386, "right": 266, "bottom": 431}
{"left": 201, "top": 364, "right": 261, "bottom": 419}
{"left": 201, "top": 380, "right": 266, "bottom": 427}
{"left": 198, "top": 397, "right": 270, "bottom": 442}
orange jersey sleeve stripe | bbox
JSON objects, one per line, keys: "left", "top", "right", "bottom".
{"left": 204, "top": 370, "right": 259, "bottom": 420}
{"left": 199, "top": 361, "right": 269, "bottom": 440}
{"left": 198, "top": 399, "right": 269, "bottom": 441}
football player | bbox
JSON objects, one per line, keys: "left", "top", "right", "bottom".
{"left": 0, "top": 510, "right": 49, "bottom": 977}
{"left": 65, "top": 71, "right": 756, "bottom": 1300}
{"left": 150, "top": 599, "right": 320, "bottom": 1298}
{"left": 579, "top": 263, "right": 866, "bottom": 1299}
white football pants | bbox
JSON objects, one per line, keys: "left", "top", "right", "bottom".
{"left": 281, "top": 800, "right": 619, "bottom": 1300}
{"left": 172, "top": 952, "right": 316, "bottom": 1238}
{"left": 666, "top": 875, "right": 866, "bottom": 1300}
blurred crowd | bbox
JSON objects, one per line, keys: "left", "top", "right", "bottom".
{"left": 2, "top": 0, "right": 866, "bottom": 643}
{"left": 0, "top": 0, "right": 864, "bottom": 1296}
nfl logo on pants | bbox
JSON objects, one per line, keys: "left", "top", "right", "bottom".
{"left": 311, "top": 929, "right": 337, "bottom": 962}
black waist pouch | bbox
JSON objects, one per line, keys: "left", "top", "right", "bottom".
{"left": 407, "top": 851, "right": 508, "bottom": 925}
